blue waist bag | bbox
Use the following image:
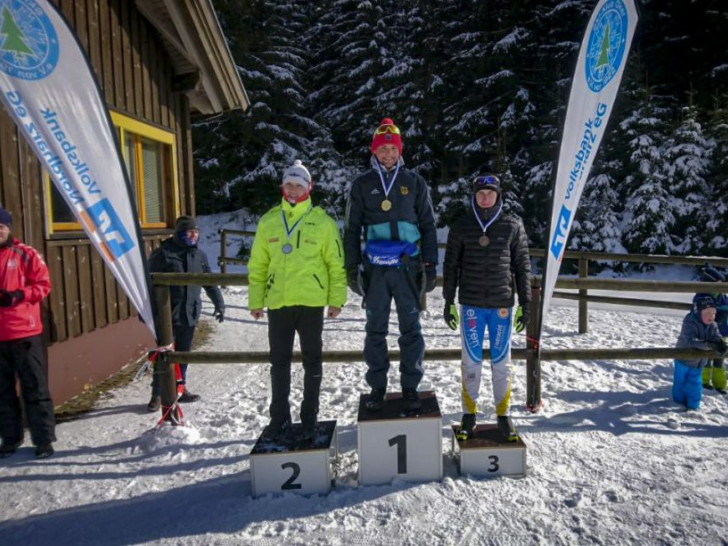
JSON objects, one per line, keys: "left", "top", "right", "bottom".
{"left": 364, "top": 240, "right": 419, "bottom": 267}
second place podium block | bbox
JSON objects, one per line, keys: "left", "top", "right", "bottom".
{"left": 250, "top": 420, "right": 338, "bottom": 497}
{"left": 357, "top": 391, "right": 443, "bottom": 485}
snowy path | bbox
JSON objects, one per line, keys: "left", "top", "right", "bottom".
{"left": 1, "top": 287, "right": 726, "bottom": 545}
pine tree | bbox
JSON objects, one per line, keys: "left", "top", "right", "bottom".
{"left": 621, "top": 97, "right": 676, "bottom": 256}
{"left": 664, "top": 105, "right": 713, "bottom": 255}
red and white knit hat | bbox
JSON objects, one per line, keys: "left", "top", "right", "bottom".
{"left": 370, "top": 118, "right": 402, "bottom": 155}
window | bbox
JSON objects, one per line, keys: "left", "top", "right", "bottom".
{"left": 46, "top": 112, "right": 179, "bottom": 232}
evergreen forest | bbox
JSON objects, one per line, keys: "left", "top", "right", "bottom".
{"left": 192, "top": 0, "right": 728, "bottom": 259}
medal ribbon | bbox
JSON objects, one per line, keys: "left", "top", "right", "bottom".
{"left": 376, "top": 162, "right": 400, "bottom": 201}
{"left": 281, "top": 202, "right": 312, "bottom": 244}
{"left": 471, "top": 196, "right": 502, "bottom": 236}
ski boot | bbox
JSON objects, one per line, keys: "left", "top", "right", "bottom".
{"left": 299, "top": 417, "right": 317, "bottom": 442}
{"left": 35, "top": 443, "right": 54, "bottom": 459}
{"left": 0, "top": 439, "right": 22, "bottom": 458}
{"left": 365, "top": 388, "right": 386, "bottom": 411}
{"left": 497, "top": 415, "right": 519, "bottom": 442}
{"left": 455, "top": 413, "right": 476, "bottom": 441}
{"left": 402, "top": 388, "right": 422, "bottom": 412}
{"left": 262, "top": 416, "right": 292, "bottom": 443}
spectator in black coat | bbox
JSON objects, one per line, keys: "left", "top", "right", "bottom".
{"left": 442, "top": 174, "right": 530, "bottom": 442}
{"left": 146, "top": 215, "right": 224, "bottom": 411}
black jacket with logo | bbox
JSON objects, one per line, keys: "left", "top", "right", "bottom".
{"left": 442, "top": 203, "right": 531, "bottom": 311}
{"left": 148, "top": 237, "right": 224, "bottom": 326}
{"left": 344, "top": 161, "right": 438, "bottom": 269}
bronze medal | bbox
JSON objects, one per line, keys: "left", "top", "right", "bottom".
{"left": 381, "top": 199, "right": 392, "bottom": 212}
{"left": 479, "top": 235, "right": 490, "bottom": 247}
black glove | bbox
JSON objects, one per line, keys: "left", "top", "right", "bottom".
{"left": 514, "top": 305, "right": 530, "bottom": 333}
{"left": 213, "top": 307, "right": 224, "bottom": 323}
{"left": 0, "top": 290, "right": 24, "bottom": 307}
{"left": 347, "top": 267, "right": 364, "bottom": 297}
{"left": 443, "top": 302, "right": 459, "bottom": 331}
{"left": 425, "top": 264, "right": 437, "bottom": 293}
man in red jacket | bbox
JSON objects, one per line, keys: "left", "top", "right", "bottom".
{"left": 0, "top": 207, "right": 55, "bottom": 459}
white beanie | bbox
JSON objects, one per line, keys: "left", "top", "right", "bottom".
{"left": 282, "top": 160, "right": 312, "bottom": 188}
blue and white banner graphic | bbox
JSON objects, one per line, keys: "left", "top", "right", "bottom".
{"left": 540, "top": 0, "right": 638, "bottom": 337}
{"left": 0, "top": 0, "right": 156, "bottom": 338}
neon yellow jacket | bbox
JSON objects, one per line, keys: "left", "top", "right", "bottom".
{"left": 248, "top": 197, "right": 347, "bottom": 310}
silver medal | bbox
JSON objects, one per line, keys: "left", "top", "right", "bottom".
{"left": 282, "top": 243, "right": 293, "bottom": 254}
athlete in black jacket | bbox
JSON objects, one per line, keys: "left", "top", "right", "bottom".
{"left": 442, "top": 174, "right": 530, "bottom": 441}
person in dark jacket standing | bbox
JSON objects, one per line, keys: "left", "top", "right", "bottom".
{"left": 146, "top": 215, "right": 224, "bottom": 411}
{"left": 344, "top": 118, "right": 438, "bottom": 412}
{"left": 442, "top": 174, "right": 531, "bottom": 442}
{"left": 673, "top": 295, "right": 727, "bottom": 410}
{"left": 0, "top": 207, "right": 55, "bottom": 459}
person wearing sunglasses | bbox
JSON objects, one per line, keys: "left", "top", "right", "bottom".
{"left": 442, "top": 174, "right": 531, "bottom": 442}
{"left": 343, "top": 118, "right": 438, "bottom": 413}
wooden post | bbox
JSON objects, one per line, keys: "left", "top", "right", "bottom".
{"left": 578, "top": 257, "right": 588, "bottom": 334}
{"left": 219, "top": 229, "right": 227, "bottom": 275}
{"left": 153, "top": 284, "right": 181, "bottom": 424}
{"left": 526, "top": 277, "right": 543, "bottom": 413}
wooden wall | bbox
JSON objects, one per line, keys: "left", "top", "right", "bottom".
{"left": 0, "top": 0, "right": 195, "bottom": 344}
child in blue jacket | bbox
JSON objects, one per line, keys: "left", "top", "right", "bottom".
{"left": 694, "top": 263, "right": 728, "bottom": 393}
{"left": 673, "top": 295, "right": 728, "bottom": 410}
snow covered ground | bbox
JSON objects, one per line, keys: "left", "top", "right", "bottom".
{"left": 1, "top": 279, "right": 727, "bottom": 545}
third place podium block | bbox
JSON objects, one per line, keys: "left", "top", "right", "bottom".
{"left": 357, "top": 391, "right": 442, "bottom": 485}
{"left": 250, "top": 420, "right": 337, "bottom": 497}
{"left": 451, "top": 423, "right": 527, "bottom": 478}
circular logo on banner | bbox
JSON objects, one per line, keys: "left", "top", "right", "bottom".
{"left": 0, "top": 0, "right": 59, "bottom": 80}
{"left": 584, "top": 0, "right": 628, "bottom": 93}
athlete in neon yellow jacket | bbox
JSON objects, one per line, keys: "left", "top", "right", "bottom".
{"left": 248, "top": 160, "right": 346, "bottom": 443}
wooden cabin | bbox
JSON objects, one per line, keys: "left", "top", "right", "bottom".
{"left": 0, "top": 0, "right": 248, "bottom": 405}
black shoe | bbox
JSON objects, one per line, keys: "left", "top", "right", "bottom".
{"left": 717, "top": 388, "right": 727, "bottom": 395}
{"left": 0, "top": 439, "right": 22, "bottom": 458}
{"left": 455, "top": 413, "right": 476, "bottom": 441}
{"left": 497, "top": 415, "right": 519, "bottom": 442}
{"left": 178, "top": 389, "right": 201, "bottom": 403}
{"left": 703, "top": 384, "right": 715, "bottom": 390}
{"left": 299, "top": 419, "right": 317, "bottom": 442}
{"left": 35, "top": 444, "right": 54, "bottom": 459}
{"left": 365, "top": 388, "right": 386, "bottom": 411}
{"left": 263, "top": 417, "right": 291, "bottom": 442}
{"left": 402, "top": 388, "right": 422, "bottom": 411}
{"left": 147, "top": 395, "right": 161, "bottom": 412}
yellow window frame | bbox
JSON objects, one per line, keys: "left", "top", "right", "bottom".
{"left": 45, "top": 112, "right": 180, "bottom": 232}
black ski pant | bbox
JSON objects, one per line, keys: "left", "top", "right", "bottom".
{"left": 268, "top": 306, "right": 324, "bottom": 424}
{"left": 152, "top": 322, "right": 196, "bottom": 396}
{"left": 363, "top": 262, "right": 424, "bottom": 391}
{"left": 0, "top": 335, "right": 56, "bottom": 446}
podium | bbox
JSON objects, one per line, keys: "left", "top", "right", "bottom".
{"left": 357, "top": 391, "right": 442, "bottom": 485}
{"left": 250, "top": 420, "right": 337, "bottom": 497}
{"left": 451, "top": 423, "right": 527, "bottom": 478}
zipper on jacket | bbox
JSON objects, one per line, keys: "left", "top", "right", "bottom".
{"left": 296, "top": 231, "right": 301, "bottom": 249}
{"left": 313, "top": 274, "right": 324, "bottom": 290}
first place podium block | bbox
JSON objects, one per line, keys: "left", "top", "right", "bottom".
{"left": 358, "top": 391, "right": 442, "bottom": 485}
{"left": 250, "top": 420, "right": 337, "bottom": 497}
{"left": 451, "top": 424, "right": 527, "bottom": 478}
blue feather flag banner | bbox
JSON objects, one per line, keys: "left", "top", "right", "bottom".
{"left": 539, "top": 0, "right": 638, "bottom": 344}
{"left": 0, "top": 0, "right": 156, "bottom": 339}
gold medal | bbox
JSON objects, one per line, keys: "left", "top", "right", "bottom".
{"left": 479, "top": 235, "right": 490, "bottom": 247}
{"left": 381, "top": 199, "right": 392, "bottom": 212}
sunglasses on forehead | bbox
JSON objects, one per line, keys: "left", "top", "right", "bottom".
{"left": 472, "top": 174, "right": 499, "bottom": 188}
{"left": 374, "top": 124, "right": 400, "bottom": 135}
